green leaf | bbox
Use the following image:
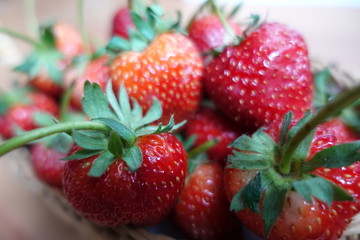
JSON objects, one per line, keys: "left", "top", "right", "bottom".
{"left": 313, "top": 67, "right": 332, "bottom": 109}
{"left": 122, "top": 144, "right": 142, "bottom": 171}
{"left": 72, "top": 130, "right": 108, "bottom": 150}
{"left": 61, "top": 149, "right": 104, "bottom": 160}
{"left": 128, "top": 29, "right": 148, "bottom": 51}
{"left": 231, "top": 133, "right": 270, "bottom": 154}
{"left": 118, "top": 84, "right": 132, "bottom": 123}
{"left": 279, "top": 112, "right": 293, "bottom": 146}
{"left": 82, "top": 81, "right": 115, "bottom": 120}
{"left": 106, "top": 81, "right": 125, "bottom": 122}
{"left": 137, "top": 98, "right": 162, "bottom": 128}
{"left": 131, "top": 11, "right": 155, "bottom": 42}
{"left": 97, "top": 118, "right": 136, "bottom": 146}
{"left": 88, "top": 151, "right": 116, "bottom": 177}
{"left": 130, "top": 98, "right": 143, "bottom": 129}
{"left": 40, "top": 24, "right": 56, "bottom": 47}
{"left": 243, "top": 171, "right": 272, "bottom": 213}
{"left": 108, "top": 132, "right": 124, "bottom": 157}
{"left": 227, "top": 151, "right": 271, "bottom": 170}
{"left": 33, "top": 111, "right": 57, "bottom": 127}
{"left": 292, "top": 177, "right": 353, "bottom": 207}
{"left": 230, "top": 187, "right": 246, "bottom": 212}
{"left": 262, "top": 181, "right": 289, "bottom": 237}
{"left": 106, "top": 36, "right": 131, "bottom": 52}
{"left": 303, "top": 141, "right": 360, "bottom": 172}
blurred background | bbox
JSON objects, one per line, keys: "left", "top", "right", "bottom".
{"left": 0, "top": 0, "right": 360, "bottom": 239}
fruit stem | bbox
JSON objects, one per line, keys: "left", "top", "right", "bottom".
{"left": 185, "top": 0, "right": 209, "bottom": 30}
{"left": 279, "top": 84, "right": 360, "bottom": 175}
{"left": 0, "top": 121, "right": 108, "bottom": 157}
{"left": 0, "top": 26, "right": 41, "bottom": 48}
{"left": 78, "top": 0, "right": 91, "bottom": 55}
{"left": 209, "top": 0, "right": 237, "bottom": 40}
{"left": 24, "top": 0, "right": 40, "bottom": 37}
{"left": 187, "top": 139, "right": 218, "bottom": 159}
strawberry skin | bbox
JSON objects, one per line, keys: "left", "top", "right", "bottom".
{"left": 321, "top": 117, "right": 359, "bottom": 143}
{"left": 173, "top": 162, "right": 242, "bottom": 240}
{"left": 225, "top": 124, "right": 360, "bottom": 240}
{"left": 30, "top": 143, "right": 67, "bottom": 188}
{"left": 110, "top": 33, "right": 203, "bottom": 124}
{"left": 65, "top": 56, "right": 110, "bottom": 110}
{"left": 111, "top": 7, "right": 134, "bottom": 39}
{"left": 204, "top": 22, "right": 313, "bottom": 132}
{"left": 53, "top": 23, "right": 84, "bottom": 64}
{"left": 189, "top": 14, "right": 243, "bottom": 54}
{"left": 2, "top": 92, "right": 59, "bottom": 138}
{"left": 63, "top": 133, "right": 187, "bottom": 226}
{"left": 185, "top": 106, "right": 243, "bottom": 164}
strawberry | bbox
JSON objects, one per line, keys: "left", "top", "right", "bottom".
{"left": 223, "top": 85, "right": 360, "bottom": 240}
{"left": 108, "top": 5, "right": 203, "bottom": 124}
{"left": 204, "top": 22, "right": 313, "bottom": 132}
{"left": 188, "top": 14, "right": 243, "bottom": 55}
{"left": 184, "top": 106, "right": 243, "bottom": 164}
{"left": 0, "top": 89, "right": 59, "bottom": 139}
{"left": 30, "top": 141, "right": 68, "bottom": 188}
{"left": 60, "top": 81, "right": 187, "bottom": 226}
{"left": 321, "top": 118, "right": 359, "bottom": 143}
{"left": 111, "top": 7, "right": 134, "bottom": 39}
{"left": 173, "top": 162, "right": 242, "bottom": 240}
{"left": 64, "top": 55, "right": 110, "bottom": 110}
{"left": 0, "top": 21, "right": 83, "bottom": 97}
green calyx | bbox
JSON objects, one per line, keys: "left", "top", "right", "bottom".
{"left": 0, "top": 81, "right": 183, "bottom": 177}
{"left": 8, "top": 23, "right": 64, "bottom": 83}
{"left": 106, "top": 3, "right": 183, "bottom": 54}
{"left": 64, "top": 81, "right": 184, "bottom": 176}
{"left": 228, "top": 84, "right": 360, "bottom": 237}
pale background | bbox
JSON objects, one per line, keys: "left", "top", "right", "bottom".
{"left": 0, "top": 0, "right": 360, "bottom": 239}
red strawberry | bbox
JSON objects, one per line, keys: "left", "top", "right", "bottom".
{"left": 173, "top": 162, "right": 242, "bottom": 240}
{"left": 321, "top": 117, "right": 359, "bottom": 143}
{"left": 64, "top": 133, "right": 187, "bottom": 226}
{"left": 111, "top": 7, "right": 135, "bottom": 39}
{"left": 60, "top": 82, "right": 187, "bottom": 226}
{"left": 108, "top": 6, "right": 203, "bottom": 124}
{"left": 184, "top": 106, "right": 243, "bottom": 164}
{"left": 64, "top": 56, "right": 110, "bottom": 110}
{"left": 188, "top": 14, "right": 243, "bottom": 54}
{"left": 30, "top": 142, "right": 68, "bottom": 188}
{"left": 0, "top": 91, "right": 59, "bottom": 139}
{"left": 224, "top": 102, "right": 360, "bottom": 240}
{"left": 204, "top": 22, "right": 313, "bottom": 132}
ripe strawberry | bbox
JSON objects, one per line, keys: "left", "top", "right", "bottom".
{"left": 224, "top": 95, "right": 360, "bottom": 240}
{"left": 111, "top": 7, "right": 134, "bottom": 39}
{"left": 184, "top": 106, "right": 243, "bottom": 164}
{"left": 64, "top": 133, "right": 186, "bottom": 226}
{"left": 61, "top": 82, "right": 187, "bottom": 226}
{"left": 204, "top": 22, "right": 313, "bottom": 132}
{"left": 64, "top": 56, "right": 110, "bottom": 110}
{"left": 0, "top": 90, "right": 59, "bottom": 139}
{"left": 321, "top": 117, "right": 359, "bottom": 143}
{"left": 188, "top": 14, "right": 243, "bottom": 54}
{"left": 173, "top": 162, "right": 242, "bottom": 240}
{"left": 108, "top": 6, "right": 203, "bottom": 124}
{"left": 30, "top": 141, "right": 68, "bottom": 188}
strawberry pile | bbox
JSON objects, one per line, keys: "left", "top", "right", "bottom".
{"left": 1, "top": 0, "right": 360, "bottom": 240}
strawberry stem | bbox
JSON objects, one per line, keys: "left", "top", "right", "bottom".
{"left": 0, "top": 26, "right": 41, "bottom": 48}
{"left": 187, "top": 139, "right": 218, "bottom": 159}
{"left": 78, "top": 0, "right": 91, "bottom": 55}
{"left": 0, "top": 121, "right": 108, "bottom": 157}
{"left": 279, "top": 84, "right": 360, "bottom": 175}
{"left": 24, "top": 0, "right": 39, "bottom": 37}
{"left": 209, "top": 0, "right": 236, "bottom": 40}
